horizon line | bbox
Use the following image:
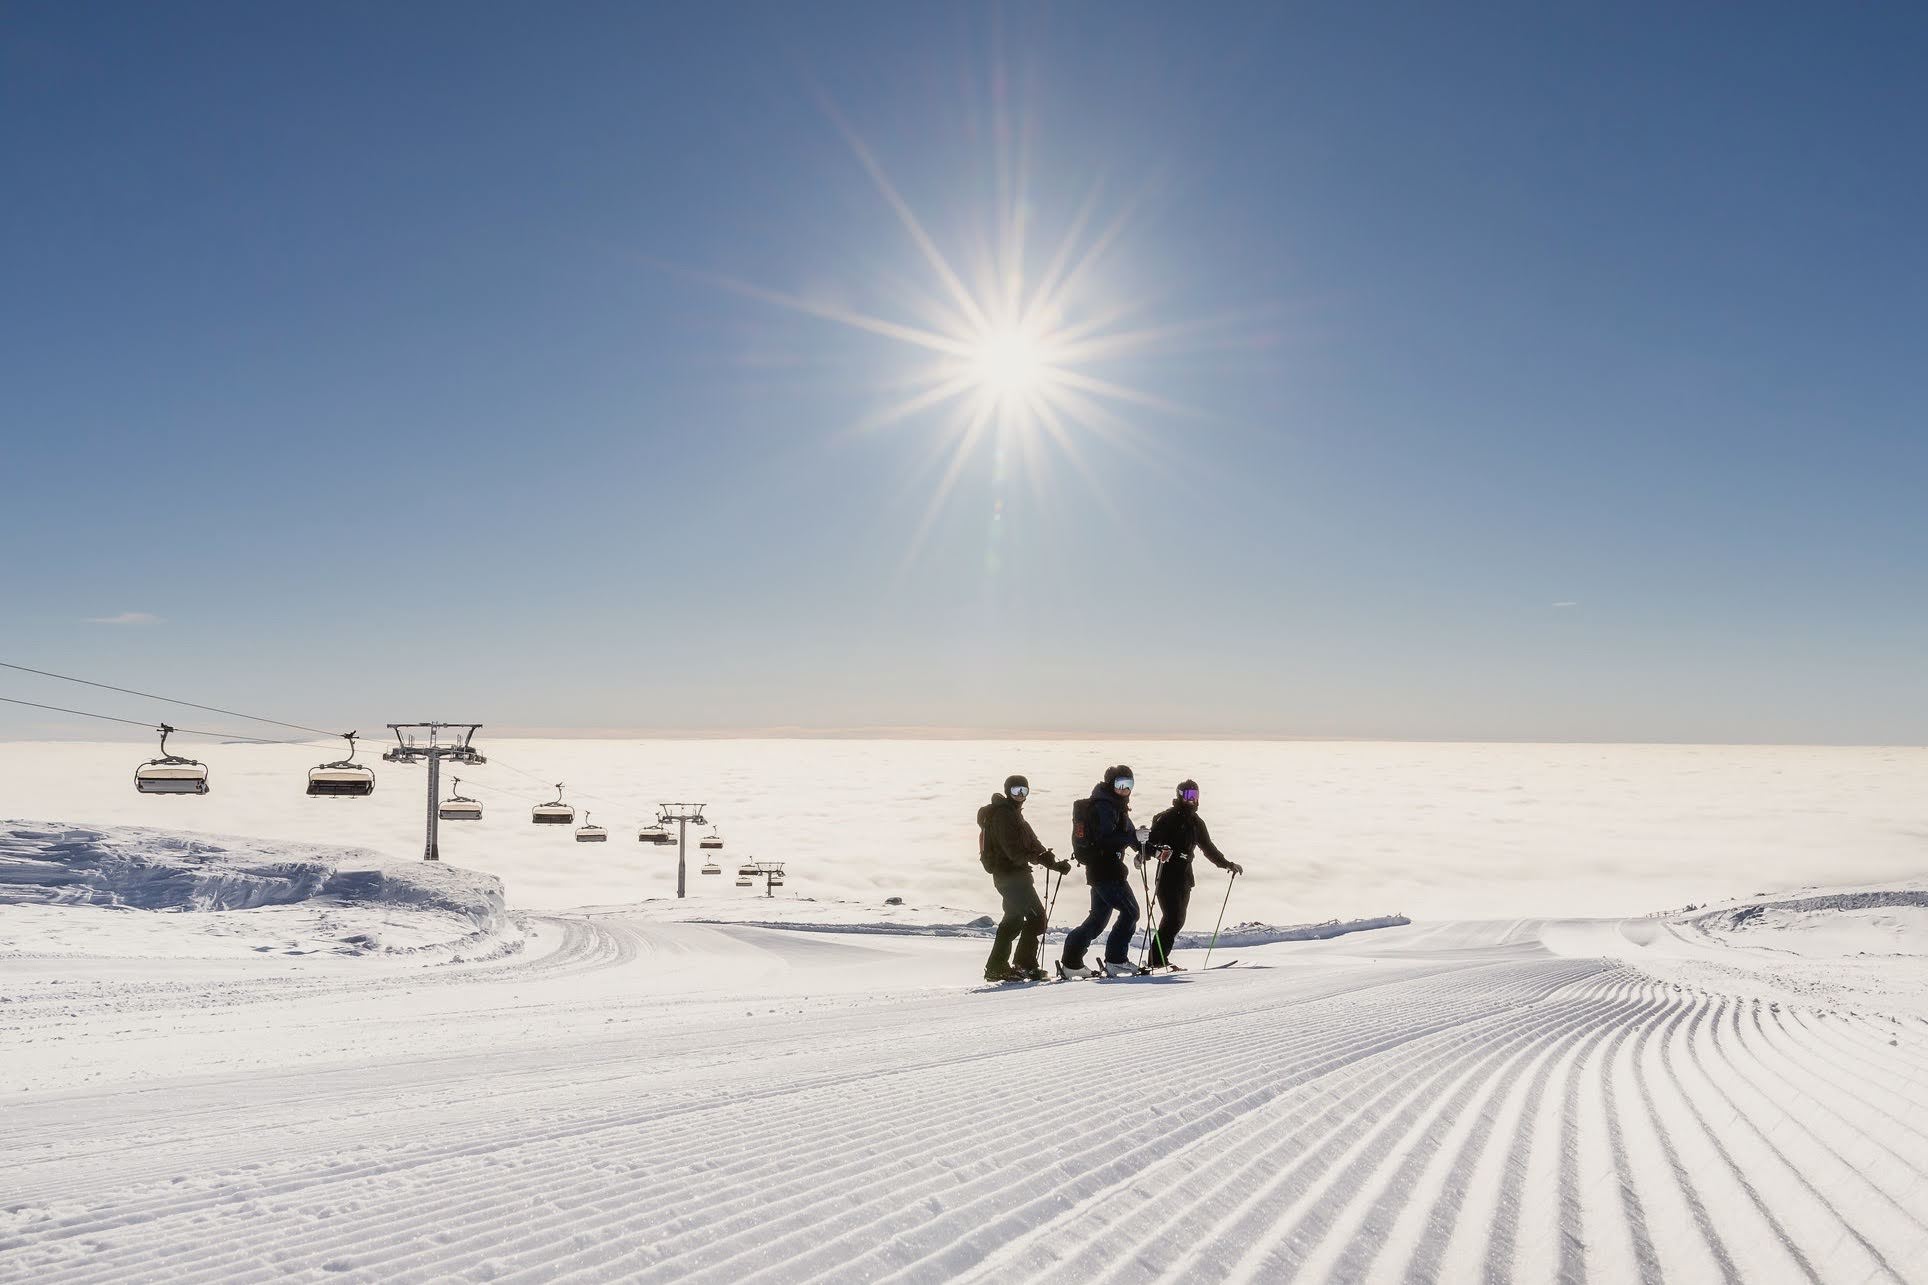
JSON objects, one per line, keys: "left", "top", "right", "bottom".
{"left": 0, "top": 725, "right": 1920, "bottom": 750}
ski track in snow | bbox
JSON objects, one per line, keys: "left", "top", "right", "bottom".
{"left": 4, "top": 916, "right": 1928, "bottom": 1283}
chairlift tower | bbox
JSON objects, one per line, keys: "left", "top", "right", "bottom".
{"left": 382, "top": 723, "right": 485, "bottom": 861}
{"left": 655, "top": 802, "right": 707, "bottom": 897}
{"left": 750, "top": 860, "right": 786, "bottom": 898}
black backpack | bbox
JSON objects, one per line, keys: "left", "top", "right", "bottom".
{"left": 977, "top": 803, "right": 998, "bottom": 873}
{"left": 1070, "top": 797, "right": 1099, "bottom": 860}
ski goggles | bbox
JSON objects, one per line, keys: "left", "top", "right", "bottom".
{"left": 1179, "top": 786, "right": 1200, "bottom": 803}
{"left": 1112, "top": 777, "right": 1134, "bottom": 792}
{"left": 1008, "top": 784, "right": 1029, "bottom": 799}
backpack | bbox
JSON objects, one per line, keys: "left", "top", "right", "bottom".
{"left": 977, "top": 803, "right": 998, "bottom": 873}
{"left": 1070, "top": 797, "right": 1099, "bottom": 860}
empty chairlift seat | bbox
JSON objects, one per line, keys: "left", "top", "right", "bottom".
{"left": 736, "top": 862, "right": 759, "bottom": 879}
{"left": 700, "top": 831, "right": 724, "bottom": 851}
{"left": 439, "top": 778, "right": 483, "bottom": 821}
{"left": 532, "top": 784, "right": 576, "bottom": 825}
{"left": 576, "top": 811, "right": 608, "bottom": 843}
{"left": 135, "top": 725, "right": 209, "bottom": 795}
{"left": 701, "top": 859, "right": 722, "bottom": 876}
{"left": 637, "top": 824, "right": 672, "bottom": 845}
{"left": 306, "top": 732, "right": 375, "bottom": 798}
{"left": 734, "top": 875, "right": 753, "bottom": 887}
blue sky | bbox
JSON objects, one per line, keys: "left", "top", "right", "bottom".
{"left": 2, "top": 2, "right": 1922, "bottom": 743}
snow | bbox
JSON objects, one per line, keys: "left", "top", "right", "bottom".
{"left": 3, "top": 740, "right": 1926, "bottom": 1281}
{"left": 0, "top": 823, "right": 518, "bottom": 961}
{"left": 2, "top": 738, "right": 1920, "bottom": 919}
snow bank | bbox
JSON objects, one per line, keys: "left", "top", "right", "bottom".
{"left": 645, "top": 893, "right": 1406, "bottom": 945}
{"left": 0, "top": 822, "right": 517, "bottom": 959}
{"left": 1558, "top": 879, "right": 1928, "bottom": 1020}
{"left": 1671, "top": 883, "right": 1928, "bottom": 958}
{"left": 1186, "top": 914, "right": 1411, "bottom": 948}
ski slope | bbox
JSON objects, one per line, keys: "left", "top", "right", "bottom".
{"left": 4, "top": 838, "right": 1926, "bottom": 1282}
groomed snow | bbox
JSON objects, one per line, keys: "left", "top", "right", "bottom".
{"left": 3, "top": 813, "right": 1926, "bottom": 1281}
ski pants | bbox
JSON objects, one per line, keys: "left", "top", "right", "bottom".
{"left": 1149, "top": 862, "right": 1194, "bottom": 966}
{"left": 987, "top": 872, "right": 1046, "bottom": 972}
{"left": 1062, "top": 876, "right": 1140, "bottom": 967}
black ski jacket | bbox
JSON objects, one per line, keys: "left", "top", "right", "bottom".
{"left": 1147, "top": 804, "right": 1231, "bottom": 889}
{"left": 1079, "top": 781, "right": 1142, "bottom": 884}
{"left": 978, "top": 794, "right": 1053, "bottom": 878}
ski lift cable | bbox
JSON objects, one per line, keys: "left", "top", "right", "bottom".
{"left": 0, "top": 694, "right": 321, "bottom": 745}
{"left": 481, "top": 754, "right": 629, "bottom": 806}
{"left": 2, "top": 659, "right": 687, "bottom": 827}
{"left": 0, "top": 659, "right": 342, "bottom": 739}
{"left": 480, "top": 752, "right": 645, "bottom": 810}
{"left": 9, "top": 690, "right": 720, "bottom": 838}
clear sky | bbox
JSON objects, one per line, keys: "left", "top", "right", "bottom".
{"left": 2, "top": 2, "right": 1923, "bottom": 744}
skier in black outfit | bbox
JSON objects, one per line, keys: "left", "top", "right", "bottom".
{"left": 978, "top": 775, "right": 1071, "bottom": 982}
{"left": 1059, "top": 765, "right": 1146, "bottom": 978}
{"left": 1143, "top": 779, "right": 1244, "bottom": 968}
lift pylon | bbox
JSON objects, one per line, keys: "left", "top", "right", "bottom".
{"left": 382, "top": 723, "right": 485, "bottom": 861}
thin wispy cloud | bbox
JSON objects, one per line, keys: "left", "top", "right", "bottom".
{"left": 1551, "top": 601, "right": 1579, "bottom": 609}
{"left": 85, "top": 611, "right": 162, "bottom": 626}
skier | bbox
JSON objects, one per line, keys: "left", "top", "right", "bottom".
{"left": 1143, "top": 779, "right": 1244, "bottom": 969}
{"left": 1059, "top": 764, "right": 1146, "bottom": 978}
{"left": 978, "top": 774, "right": 1071, "bottom": 982}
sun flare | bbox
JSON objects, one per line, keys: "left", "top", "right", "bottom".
{"left": 701, "top": 91, "right": 1236, "bottom": 561}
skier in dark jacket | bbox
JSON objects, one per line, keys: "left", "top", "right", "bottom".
{"left": 1143, "top": 779, "right": 1244, "bottom": 968}
{"left": 1059, "top": 764, "right": 1146, "bottom": 978}
{"left": 978, "top": 775, "right": 1071, "bottom": 982}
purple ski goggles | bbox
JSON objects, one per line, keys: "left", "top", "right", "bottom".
{"left": 1179, "top": 786, "right": 1200, "bottom": 804}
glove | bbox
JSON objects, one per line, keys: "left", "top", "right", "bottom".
{"left": 1050, "top": 858, "right": 1071, "bottom": 875}
{"left": 1227, "top": 861, "right": 1245, "bottom": 877}
{"left": 1154, "top": 845, "right": 1173, "bottom": 863}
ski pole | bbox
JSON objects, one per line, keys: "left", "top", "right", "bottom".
{"left": 1041, "top": 866, "right": 1062, "bottom": 944}
{"left": 1202, "top": 870, "right": 1238, "bottom": 969}
{"left": 1137, "top": 853, "right": 1160, "bottom": 969}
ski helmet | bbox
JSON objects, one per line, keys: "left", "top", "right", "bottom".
{"left": 1003, "top": 774, "right": 1030, "bottom": 800}
{"left": 1176, "top": 779, "right": 1200, "bottom": 807}
{"left": 1106, "top": 764, "right": 1136, "bottom": 793}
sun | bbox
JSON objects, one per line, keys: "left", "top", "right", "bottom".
{"left": 688, "top": 89, "right": 1234, "bottom": 561}
{"left": 963, "top": 325, "right": 1053, "bottom": 403}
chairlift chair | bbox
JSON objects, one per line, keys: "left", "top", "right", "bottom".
{"left": 637, "top": 824, "right": 672, "bottom": 845}
{"left": 306, "top": 732, "right": 376, "bottom": 798}
{"left": 736, "top": 862, "right": 758, "bottom": 879}
{"left": 770, "top": 875, "right": 784, "bottom": 888}
{"left": 532, "top": 783, "right": 576, "bottom": 825}
{"left": 575, "top": 810, "right": 607, "bottom": 843}
{"left": 134, "top": 724, "right": 209, "bottom": 795}
{"left": 700, "top": 831, "right": 724, "bottom": 851}
{"left": 439, "top": 778, "right": 483, "bottom": 822}
{"left": 701, "top": 859, "right": 722, "bottom": 876}
{"left": 734, "top": 875, "right": 753, "bottom": 887}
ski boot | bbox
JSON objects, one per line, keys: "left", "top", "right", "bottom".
{"left": 1013, "top": 966, "right": 1049, "bottom": 982}
{"left": 984, "top": 963, "right": 1021, "bottom": 984}
{"left": 1056, "top": 960, "right": 1095, "bottom": 980}
{"left": 1102, "top": 960, "right": 1148, "bottom": 978}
